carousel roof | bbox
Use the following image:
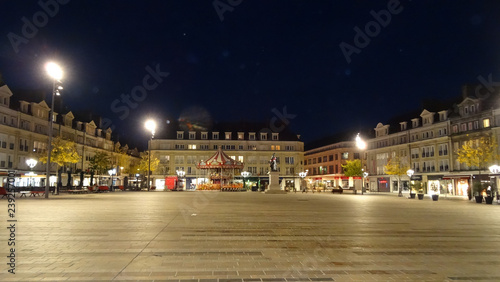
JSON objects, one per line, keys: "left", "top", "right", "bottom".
{"left": 196, "top": 147, "right": 244, "bottom": 169}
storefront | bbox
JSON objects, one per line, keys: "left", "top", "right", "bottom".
{"left": 378, "top": 177, "right": 390, "bottom": 192}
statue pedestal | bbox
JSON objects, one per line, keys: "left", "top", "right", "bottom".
{"left": 266, "top": 171, "right": 286, "bottom": 194}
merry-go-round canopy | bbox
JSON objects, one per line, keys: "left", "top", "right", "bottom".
{"left": 196, "top": 147, "right": 244, "bottom": 169}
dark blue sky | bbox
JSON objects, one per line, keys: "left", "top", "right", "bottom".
{"left": 2, "top": 0, "right": 500, "bottom": 148}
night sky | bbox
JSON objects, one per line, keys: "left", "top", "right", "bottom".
{"left": 2, "top": 0, "right": 500, "bottom": 149}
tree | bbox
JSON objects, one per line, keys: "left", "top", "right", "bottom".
{"left": 341, "top": 159, "right": 362, "bottom": 177}
{"left": 384, "top": 156, "right": 410, "bottom": 197}
{"left": 39, "top": 136, "right": 81, "bottom": 191}
{"left": 457, "top": 135, "right": 499, "bottom": 196}
{"left": 88, "top": 151, "right": 111, "bottom": 186}
{"left": 457, "top": 135, "right": 498, "bottom": 171}
{"left": 137, "top": 151, "right": 160, "bottom": 175}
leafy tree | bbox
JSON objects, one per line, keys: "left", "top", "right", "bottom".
{"left": 88, "top": 151, "right": 111, "bottom": 185}
{"left": 39, "top": 136, "right": 81, "bottom": 190}
{"left": 457, "top": 135, "right": 499, "bottom": 196}
{"left": 341, "top": 159, "right": 362, "bottom": 177}
{"left": 457, "top": 135, "right": 498, "bottom": 171}
{"left": 137, "top": 151, "right": 160, "bottom": 175}
{"left": 384, "top": 156, "right": 410, "bottom": 197}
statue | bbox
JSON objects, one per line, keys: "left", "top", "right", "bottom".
{"left": 269, "top": 153, "right": 277, "bottom": 172}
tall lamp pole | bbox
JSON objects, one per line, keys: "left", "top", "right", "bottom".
{"left": 407, "top": 169, "right": 414, "bottom": 196}
{"left": 145, "top": 120, "right": 156, "bottom": 191}
{"left": 26, "top": 158, "right": 38, "bottom": 187}
{"left": 241, "top": 171, "right": 250, "bottom": 191}
{"left": 355, "top": 133, "right": 367, "bottom": 195}
{"left": 45, "top": 62, "right": 63, "bottom": 198}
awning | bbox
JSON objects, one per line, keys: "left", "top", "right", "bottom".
{"left": 442, "top": 175, "right": 472, "bottom": 179}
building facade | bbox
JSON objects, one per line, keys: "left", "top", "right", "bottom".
{"left": 0, "top": 83, "right": 140, "bottom": 188}
{"left": 149, "top": 123, "right": 304, "bottom": 191}
{"left": 366, "top": 87, "right": 500, "bottom": 196}
{"left": 304, "top": 141, "right": 365, "bottom": 191}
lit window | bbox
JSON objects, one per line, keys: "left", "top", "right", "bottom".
{"left": 225, "top": 132, "right": 232, "bottom": 140}
{"left": 483, "top": 119, "right": 491, "bottom": 128}
{"left": 238, "top": 132, "right": 244, "bottom": 140}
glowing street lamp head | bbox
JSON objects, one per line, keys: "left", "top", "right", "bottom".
{"left": 355, "top": 133, "right": 366, "bottom": 150}
{"left": 145, "top": 119, "right": 157, "bottom": 135}
{"left": 45, "top": 62, "right": 63, "bottom": 80}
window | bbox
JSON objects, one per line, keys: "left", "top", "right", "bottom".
{"left": 238, "top": 132, "right": 244, "bottom": 140}
{"left": 341, "top": 152, "right": 348, "bottom": 159}
{"left": 483, "top": 119, "right": 491, "bottom": 128}
{"left": 317, "top": 157, "right": 322, "bottom": 163}
{"left": 212, "top": 132, "right": 219, "bottom": 140}
{"left": 249, "top": 133, "right": 256, "bottom": 140}
{"left": 260, "top": 133, "right": 267, "bottom": 140}
{"left": 452, "top": 125, "right": 458, "bottom": 133}
{"left": 177, "top": 131, "right": 184, "bottom": 139}
{"left": 272, "top": 133, "right": 279, "bottom": 140}
{"left": 175, "top": 144, "right": 185, "bottom": 149}
{"left": 285, "top": 157, "right": 294, "bottom": 164}
{"left": 225, "top": 132, "right": 232, "bottom": 140}
{"left": 329, "top": 155, "right": 333, "bottom": 161}
{"left": 201, "top": 132, "right": 208, "bottom": 140}
{"left": 174, "top": 156, "right": 184, "bottom": 164}
{"left": 188, "top": 144, "right": 196, "bottom": 150}
{"left": 189, "top": 132, "right": 196, "bottom": 140}
{"left": 468, "top": 122, "right": 473, "bottom": 130}
{"left": 460, "top": 123, "right": 466, "bottom": 132}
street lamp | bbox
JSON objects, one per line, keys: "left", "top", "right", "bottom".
{"left": 145, "top": 119, "right": 156, "bottom": 191}
{"left": 45, "top": 62, "right": 63, "bottom": 198}
{"left": 108, "top": 168, "right": 116, "bottom": 191}
{"left": 355, "top": 133, "right": 366, "bottom": 194}
{"left": 176, "top": 170, "right": 185, "bottom": 190}
{"left": 407, "top": 169, "right": 414, "bottom": 196}
{"left": 241, "top": 171, "right": 250, "bottom": 191}
{"left": 299, "top": 170, "right": 308, "bottom": 192}
{"left": 135, "top": 173, "right": 140, "bottom": 190}
{"left": 26, "top": 158, "right": 38, "bottom": 187}
{"left": 363, "top": 171, "right": 369, "bottom": 193}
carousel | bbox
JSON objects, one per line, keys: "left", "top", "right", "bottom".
{"left": 196, "top": 147, "right": 245, "bottom": 191}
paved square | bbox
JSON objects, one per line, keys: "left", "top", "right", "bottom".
{"left": 1, "top": 191, "right": 500, "bottom": 281}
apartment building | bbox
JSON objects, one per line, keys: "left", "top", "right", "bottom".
{"left": 366, "top": 86, "right": 500, "bottom": 195}
{"left": 0, "top": 82, "right": 140, "bottom": 188}
{"left": 304, "top": 141, "right": 364, "bottom": 190}
{"left": 148, "top": 122, "right": 304, "bottom": 191}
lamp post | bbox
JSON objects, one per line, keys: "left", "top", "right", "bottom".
{"left": 299, "top": 170, "right": 308, "bottom": 192}
{"left": 363, "top": 171, "right": 369, "bottom": 193}
{"left": 26, "top": 158, "right": 38, "bottom": 187}
{"left": 176, "top": 170, "right": 185, "bottom": 190}
{"left": 145, "top": 119, "right": 156, "bottom": 191}
{"left": 241, "top": 171, "right": 250, "bottom": 191}
{"left": 355, "top": 133, "right": 367, "bottom": 195}
{"left": 45, "top": 62, "right": 63, "bottom": 198}
{"left": 108, "top": 168, "right": 116, "bottom": 191}
{"left": 406, "top": 169, "right": 414, "bottom": 196}
{"left": 135, "top": 173, "right": 140, "bottom": 190}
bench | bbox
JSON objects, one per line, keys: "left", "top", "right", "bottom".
{"left": 30, "top": 190, "right": 45, "bottom": 197}
{"left": 98, "top": 186, "right": 109, "bottom": 192}
{"left": 331, "top": 188, "right": 343, "bottom": 194}
{"left": 19, "top": 191, "right": 30, "bottom": 198}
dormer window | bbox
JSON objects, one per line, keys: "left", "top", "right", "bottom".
{"left": 249, "top": 133, "right": 256, "bottom": 140}
{"left": 400, "top": 122, "right": 407, "bottom": 131}
{"left": 212, "top": 132, "right": 219, "bottom": 140}
{"left": 470, "top": 105, "right": 475, "bottom": 114}
{"left": 189, "top": 131, "right": 196, "bottom": 140}
{"left": 272, "top": 133, "right": 279, "bottom": 140}
{"left": 260, "top": 132, "right": 267, "bottom": 140}
{"left": 177, "top": 131, "right": 184, "bottom": 139}
{"left": 237, "top": 132, "right": 244, "bottom": 140}
{"left": 412, "top": 118, "right": 419, "bottom": 128}
{"left": 464, "top": 107, "right": 468, "bottom": 114}
{"left": 225, "top": 132, "right": 232, "bottom": 140}
{"left": 201, "top": 132, "right": 208, "bottom": 140}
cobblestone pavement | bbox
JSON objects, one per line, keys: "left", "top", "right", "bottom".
{"left": 0, "top": 191, "right": 499, "bottom": 281}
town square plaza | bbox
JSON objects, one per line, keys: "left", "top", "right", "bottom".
{"left": 1, "top": 191, "right": 500, "bottom": 281}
